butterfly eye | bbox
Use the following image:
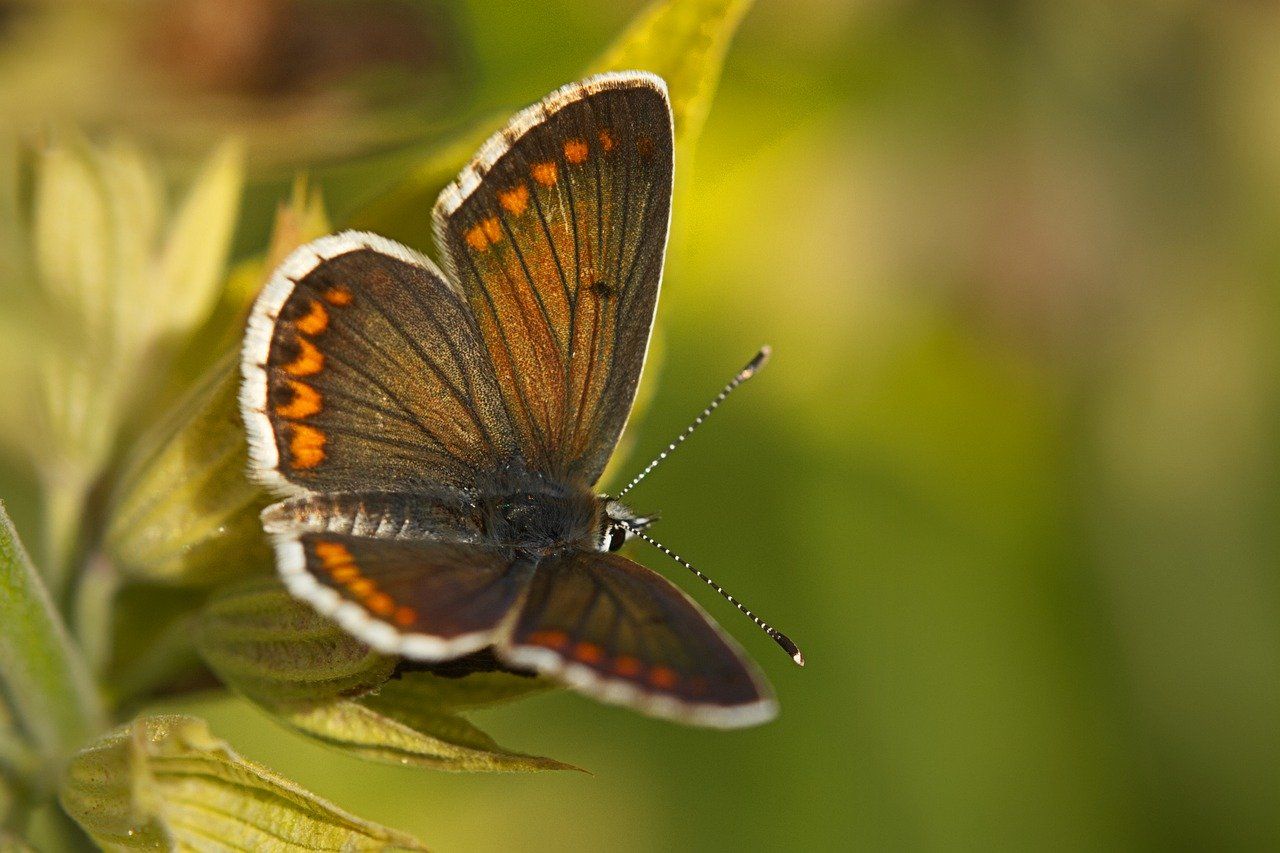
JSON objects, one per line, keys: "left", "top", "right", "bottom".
{"left": 606, "top": 524, "right": 628, "bottom": 552}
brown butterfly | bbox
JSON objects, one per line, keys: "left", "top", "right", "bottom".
{"left": 239, "top": 72, "right": 801, "bottom": 727}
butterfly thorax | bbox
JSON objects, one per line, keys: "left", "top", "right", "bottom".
{"left": 479, "top": 483, "right": 602, "bottom": 555}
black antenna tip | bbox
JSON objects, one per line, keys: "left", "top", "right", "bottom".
{"left": 771, "top": 631, "right": 805, "bottom": 667}
{"left": 739, "top": 345, "right": 772, "bottom": 381}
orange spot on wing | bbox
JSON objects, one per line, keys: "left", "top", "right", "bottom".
{"left": 275, "top": 380, "right": 322, "bottom": 419}
{"left": 394, "top": 606, "right": 417, "bottom": 627}
{"left": 573, "top": 641, "right": 603, "bottom": 664}
{"left": 498, "top": 183, "right": 530, "bottom": 215}
{"left": 614, "top": 655, "right": 642, "bottom": 678}
{"left": 564, "top": 138, "right": 589, "bottom": 164}
{"left": 598, "top": 129, "right": 616, "bottom": 152}
{"left": 284, "top": 337, "right": 324, "bottom": 376}
{"left": 294, "top": 300, "right": 329, "bottom": 335}
{"left": 526, "top": 629, "right": 569, "bottom": 650}
{"left": 314, "top": 541, "right": 351, "bottom": 564}
{"left": 649, "top": 665, "right": 678, "bottom": 690}
{"left": 481, "top": 217, "right": 503, "bottom": 243}
{"left": 314, "top": 542, "right": 357, "bottom": 580}
{"left": 349, "top": 578, "right": 374, "bottom": 597}
{"left": 330, "top": 564, "right": 358, "bottom": 582}
{"left": 531, "top": 161, "right": 558, "bottom": 186}
{"left": 288, "top": 424, "right": 326, "bottom": 468}
{"left": 367, "top": 592, "right": 394, "bottom": 616}
{"left": 636, "top": 135, "right": 654, "bottom": 157}
{"left": 323, "top": 286, "right": 353, "bottom": 306}
{"left": 465, "top": 224, "right": 489, "bottom": 251}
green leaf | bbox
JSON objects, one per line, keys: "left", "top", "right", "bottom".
{"left": 157, "top": 139, "right": 245, "bottom": 338}
{"left": 349, "top": 0, "right": 754, "bottom": 247}
{"left": 59, "top": 715, "right": 427, "bottom": 851}
{"left": 0, "top": 502, "right": 103, "bottom": 785}
{"left": 104, "top": 356, "right": 273, "bottom": 587}
{"left": 197, "top": 579, "right": 397, "bottom": 704}
{"left": 197, "top": 580, "right": 573, "bottom": 772}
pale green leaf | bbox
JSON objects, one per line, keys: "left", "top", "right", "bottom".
{"left": 59, "top": 715, "right": 427, "bottom": 851}
{"left": 94, "top": 138, "right": 163, "bottom": 363}
{"left": 276, "top": 689, "right": 574, "bottom": 774}
{"left": 32, "top": 133, "right": 112, "bottom": 341}
{"left": 105, "top": 356, "right": 273, "bottom": 587}
{"left": 197, "top": 581, "right": 572, "bottom": 772}
{"left": 157, "top": 139, "right": 245, "bottom": 336}
{"left": 0, "top": 502, "right": 104, "bottom": 784}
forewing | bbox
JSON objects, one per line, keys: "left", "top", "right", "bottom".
{"left": 497, "top": 551, "right": 776, "bottom": 728}
{"left": 267, "top": 510, "right": 534, "bottom": 659}
{"left": 241, "top": 232, "right": 520, "bottom": 495}
{"left": 434, "top": 72, "right": 674, "bottom": 484}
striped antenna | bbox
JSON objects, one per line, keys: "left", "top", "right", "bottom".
{"left": 632, "top": 528, "right": 804, "bottom": 666}
{"left": 616, "top": 346, "right": 771, "bottom": 500}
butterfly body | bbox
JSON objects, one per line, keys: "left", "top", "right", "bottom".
{"left": 240, "top": 72, "right": 779, "bottom": 727}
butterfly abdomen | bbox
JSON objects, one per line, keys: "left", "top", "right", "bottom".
{"left": 260, "top": 491, "right": 486, "bottom": 544}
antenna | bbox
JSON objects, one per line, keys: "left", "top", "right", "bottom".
{"left": 631, "top": 528, "right": 805, "bottom": 666}
{"left": 616, "top": 346, "right": 771, "bottom": 500}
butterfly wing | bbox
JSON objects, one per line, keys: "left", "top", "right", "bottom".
{"left": 241, "top": 232, "right": 521, "bottom": 495}
{"left": 434, "top": 72, "right": 674, "bottom": 484}
{"left": 497, "top": 550, "right": 776, "bottom": 728}
{"left": 265, "top": 511, "right": 535, "bottom": 659}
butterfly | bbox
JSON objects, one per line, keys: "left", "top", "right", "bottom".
{"left": 239, "top": 71, "right": 799, "bottom": 728}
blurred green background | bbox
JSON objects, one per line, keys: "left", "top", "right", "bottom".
{"left": 5, "top": 0, "right": 1280, "bottom": 849}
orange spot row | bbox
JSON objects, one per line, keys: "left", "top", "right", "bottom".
{"left": 598, "top": 129, "right": 616, "bottom": 152}
{"left": 288, "top": 423, "right": 326, "bottom": 468}
{"left": 522, "top": 631, "right": 684, "bottom": 692}
{"left": 311, "top": 539, "right": 416, "bottom": 624}
{"left": 275, "top": 379, "right": 322, "bottom": 419}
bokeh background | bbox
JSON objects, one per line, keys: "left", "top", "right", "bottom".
{"left": 4, "top": 0, "right": 1279, "bottom": 849}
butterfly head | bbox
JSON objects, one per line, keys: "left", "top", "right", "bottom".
{"left": 599, "top": 497, "right": 656, "bottom": 553}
